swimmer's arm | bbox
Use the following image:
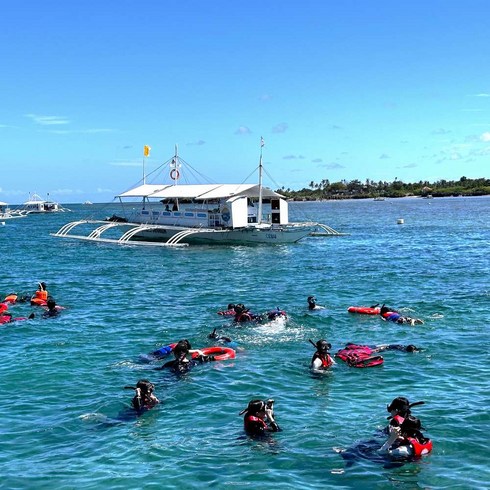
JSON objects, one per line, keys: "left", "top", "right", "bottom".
{"left": 379, "top": 426, "right": 400, "bottom": 453}
{"left": 189, "top": 349, "right": 205, "bottom": 356}
{"left": 310, "top": 358, "right": 323, "bottom": 370}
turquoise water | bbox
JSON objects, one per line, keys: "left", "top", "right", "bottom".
{"left": 1, "top": 197, "right": 489, "bottom": 489}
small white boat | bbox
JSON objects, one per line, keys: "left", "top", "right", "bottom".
{"left": 53, "top": 145, "right": 343, "bottom": 246}
{"left": 0, "top": 201, "right": 27, "bottom": 220}
{"left": 17, "top": 193, "right": 70, "bottom": 214}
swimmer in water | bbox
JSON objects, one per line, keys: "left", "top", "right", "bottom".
{"left": 239, "top": 399, "right": 281, "bottom": 436}
{"left": 126, "top": 379, "right": 160, "bottom": 413}
{"left": 310, "top": 339, "right": 335, "bottom": 371}
{"left": 307, "top": 296, "right": 325, "bottom": 310}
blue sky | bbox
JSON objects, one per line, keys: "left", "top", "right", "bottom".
{"left": 1, "top": 0, "right": 489, "bottom": 203}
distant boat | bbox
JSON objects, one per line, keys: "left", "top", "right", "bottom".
{"left": 53, "top": 145, "right": 344, "bottom": 246}
{"left": 0, "top": 201, "right": 27, "bottom": 220}
{"left": 83, "top": 201, "right": 93, "bottom": 205}
{"left": 373, "top": 197, "right": 386, "bottom": 201}
{"left": 17, "top": 193, "right": 70, "bottom": 214}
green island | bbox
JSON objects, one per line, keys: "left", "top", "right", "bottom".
{"left": 277, "top": 176, "right": 490, "bottom": 200}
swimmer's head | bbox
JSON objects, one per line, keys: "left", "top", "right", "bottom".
{"left": 227, "top": 303, "right": 236, "bottom": 310}
{"left": 307, "top": 296, "right": 316, "bottom": 304}
{"left": 316, "top": 339, "right": 331, "bottom": 352}
{"left": 47, "top": 298, "right": 56, "bottom": 309}
{"left": 39, "top": 282, "right": 47, "bottom": 291}
{"left": 239, "top": 399, "right": 265, "bottom": 416}
{"left": 406, "top": 344, "right": 418, "bottom": 352}
{"left": 136, "top": 379, "right": 154, "bottom": 395}
{"left": 387, "top": 397, "right": 410, "bottom": 414}
{"left": 174, "top": 340, "right": 190, "bottom": 358}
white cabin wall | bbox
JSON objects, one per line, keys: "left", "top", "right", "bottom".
{"left": 227, "top": 197, "right": 248, "bottom": 228}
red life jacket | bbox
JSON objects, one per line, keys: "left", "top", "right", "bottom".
{"left": 312, "top": 352, "right": 333, "bottom": 368}
{"left": 407, "top": 437, "right": 433, "bottom": 457}
{"left": 244, "top": 415, "right": 267, "bottom": 434}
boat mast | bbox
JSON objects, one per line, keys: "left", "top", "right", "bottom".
{"left": 257, "top": 137, "right": 264, "bottom": 225}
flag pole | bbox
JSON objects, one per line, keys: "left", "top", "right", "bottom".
{"left": 258, "top": 137, "right": 264, "bottom": 225}
{"left": 143, "top": 145, "right": 151, "bottom": 184}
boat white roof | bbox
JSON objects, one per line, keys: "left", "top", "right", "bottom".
{"left": 117, "top": 183, "right": 283, "bottom": 200}
{"left": 0, "top": 201, "right": 8, "bottom": 206}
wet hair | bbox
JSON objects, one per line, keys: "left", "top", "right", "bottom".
{"left": 174, "top": 340, "right": 190, "bottom": 356}
{"left": 316, "top": 339, "right": 331, "bottom": 352}
{"left": 406, "top": 344, "right": 418, "bottom": 352}
{"left": 400, "top": 415, "right": 425, "bottom": 437}
{"left": 39, "top": 282, "right": 47, "bottom": 291}
{"left": 227, "top": 303, "right": 236, "bottom": 310}
{"left": 380, "top": 305, "right": 390, "bottom": 315}
{"left": 47, "top": 298, "right": 56, "bottom": 309}
{"left": 240, "top": 399, "right": 265, "bottom": 416}
{"left": 307, "top": 296, "right": 316, "bottom": 303}
{"left": 136, "top": 379, "right": 154, "bottom": 395}
{"left": 387, "top": 397, "right": 411, "bottom": 414}
{"left": 234, "top": 304, "right": 247, "bottom": 314}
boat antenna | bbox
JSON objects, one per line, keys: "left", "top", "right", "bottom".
{"left": 258, "top": 137, "right": 265, "bottom": 225}
{"left": 143, "top": 145, "right": 151, "bottom": 184}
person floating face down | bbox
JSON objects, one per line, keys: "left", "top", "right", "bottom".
{"left": 380, "top": 398, "right": 432, "bottom": 459}
{"left": 379, "top": 305, "right": 424, "bottom": 326}
{"left": 129, "top": 379, "right": 160, "bottom": 413}
{"left": 240, "top": 399, "right": 281, "bottom": 436}
{"left": 310, "top": 339, "right": 334, "bottom": 371}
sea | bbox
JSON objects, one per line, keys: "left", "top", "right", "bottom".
{"left": 0, "top": 196, "right": 488, "bottom": 490}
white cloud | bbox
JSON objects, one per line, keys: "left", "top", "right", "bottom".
{"left": 25, "top": 113, "right": 69, "bottom": 125}
{"left": 473, "top": 93, "right": 490, "bottom": 97}
{"left": 431, "top": 128, "right": 451, "bottom": 135}
{"left": 46, "top": 128, "right": 114, "bottom": 134}
{"left": 111, "top": 162, "right": 140, "bottom": 168}
{"left": 320, "top": 162, "right": 345, "bottom": 169}
{"left": 480, "top": 132, "right": 490, "bottom": 142}
{"left": 272, "top": 122, "right": 288, "bottom": 133}
{"left": 235, "top": 126, "right": 252, "bottom": 135}
{"left": 51, "top": 188, "right": 84, "bottom": 195}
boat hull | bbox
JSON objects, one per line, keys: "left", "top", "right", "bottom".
{"left": 130, "top": 224, "right": 311, "bottom": 244}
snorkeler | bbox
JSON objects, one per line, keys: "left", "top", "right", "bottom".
{"left": 217, "top": 304, "right": 237, "bottom": 316}
{"left": 307, "top": 296, "right": 325, "bottom": 310}
{"left": 239, "top": 399, "right": 281, "bottom": 436}
{"left": 379, "top": 413, "right": 432, "bottom": 459}
{"left": 42, "top": 298, "right": 60, "bottom": 318}
{"left": 342, "top": 343, "right": 420, "bottom": 354}
{"left": 155, "top": 339, "right": 213, "bottom": 373}
{"left": 380, "top": 305, "right": 424, "bottom": 326}
{"left": 309, "top": 339, "right": 334, "bottom": 371}
{"left": 126, "top": 379, "right": 160, "bottom": 413}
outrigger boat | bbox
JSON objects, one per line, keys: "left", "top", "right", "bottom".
{"left": 0, "top": 201, "right": 27, "bottom": 220}
{"left": 53, "top": 145, "right": 343, "bottom": 246}
{"left": 17, "top": 193, "right": 70, "bottom": 214}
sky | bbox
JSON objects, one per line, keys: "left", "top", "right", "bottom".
{"left": 1, "top": 0, "right": 489, "bottom": 204}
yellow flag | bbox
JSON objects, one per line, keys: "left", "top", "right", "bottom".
{"left": 143, "top": 145, "right": 151, "bottom": 157}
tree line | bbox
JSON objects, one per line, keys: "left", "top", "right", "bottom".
{"left": 277, "top": 176, "right": 490, "bottom": 200}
